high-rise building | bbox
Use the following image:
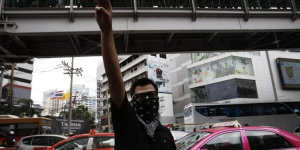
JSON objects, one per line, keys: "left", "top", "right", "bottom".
{"left": 96, "top": 64, "right": 105, "bottom": 126}
{"left": 168, "top": 54, "right": 192, "bottom": 123}
{"left": 168, "top": 51, "right": 300, "bottom": 125}
{"left": 99, "top": 54, "right": 175, "bottom": 131}
{"left": 1, "top": 61, "right": 33, "bottom": 105}
{"left": 42, "top": 89, "right": 68, "bottom": 117}
{"left": 72, "top": 84, "right": 89, "bottom": 107}
{"left": 42, "top": 89, "right": 55, "bottom": 116}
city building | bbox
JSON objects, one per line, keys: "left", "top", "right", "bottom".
{"left": 72, "top": 84, "right": 89, "bottom": 106}
{"left": 168, "top": 54, "right": 192, "bottom": 123}
{"left": 0, "top": 61, "right": 34, "bottom": 105}
{"left": 188, "top": 51, "right": 300, "bottom": 104}
{"left": 168, "top": 50, "right": 300, "bottom": 125}
{"left": 42, "top": 89, "right": 68, "bottom": 116}
{"left": 96, "top": 64, "right": 104, "bottom": 127}
{"left": 100, "top": 54, "right": 175, "bottom": 131}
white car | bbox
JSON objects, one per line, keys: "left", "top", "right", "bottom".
{"left": 17, "top": 134, "right": 67, "bottom": 150}
{"left": 171, "top": 130, "right": 189, "bottom": 141}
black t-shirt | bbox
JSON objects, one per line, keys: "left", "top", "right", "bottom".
{"left": 111, "top": 96, "right": 176, "bottom": 150}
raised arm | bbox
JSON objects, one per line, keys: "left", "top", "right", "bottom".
{"left": 95, "top": 0, "right": 125, "bottom": 108}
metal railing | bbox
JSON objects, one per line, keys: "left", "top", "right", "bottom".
{"left": 2, "top": 0, "right": 299, "bottom": 22}
{"left": 3, "top": 0, "right": 298, "bottom": 10}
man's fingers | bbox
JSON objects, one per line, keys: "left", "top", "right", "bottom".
{"left": 105, "top": 0, "right": 112, "bottom": 11}
{"left": 95, "top": 0, "right": 112, "bottom": 10}
{"left": 95, "top": 6, "right": 109, "bottom": 17}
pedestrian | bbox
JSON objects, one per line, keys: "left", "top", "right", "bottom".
{"left": 95, "top": 0, "right": 177, "bottom": 150}
{"left": 6, "top": 130, "right": 15, "bottom": 147}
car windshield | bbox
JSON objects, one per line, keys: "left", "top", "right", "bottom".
{"left": 176, "top": 131, "right": 211, "bottom": 150}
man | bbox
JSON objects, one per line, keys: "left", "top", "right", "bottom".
{"left": 95, "top": 0, "right": 176, "bottom": 150}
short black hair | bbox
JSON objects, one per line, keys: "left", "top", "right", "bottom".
{"left": 130, "top": 78, "right": 158, "bottom": 97}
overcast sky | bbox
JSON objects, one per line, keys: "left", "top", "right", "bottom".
{"left": 31, "top": 56, "right": 103, "bottom": 105}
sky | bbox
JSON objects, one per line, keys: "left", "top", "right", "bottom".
{"left": 31, "top": 56, "right": 103, "bottom": 105}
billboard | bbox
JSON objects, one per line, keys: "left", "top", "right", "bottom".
{"left": 189, "top": 56, "right": 254, "bottom": 85}
{"left": 276, "top": 58, "right": 300, "bottom": 90}
{"left": 147, "top": 57, "right": 171, "bottom": 93}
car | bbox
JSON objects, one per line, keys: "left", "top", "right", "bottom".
{"left": 176, "top": 126, "right": 300, "bottom": 150}
{"left": 47, "top": 131, "right": 114, "bottom": 150}
{"left": 171, "top": 130, "right": 189, "bottom": 141}
{"left": 17, "top": 135, "right": 67, "bottom": 150}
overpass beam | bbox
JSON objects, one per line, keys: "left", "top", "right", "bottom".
{"left": 190, "top": 0, "right": 197, "bottom": 21}
{"left": 124, "top": 32, "right": 129, "bottom": 52}
{"left": 69, "top": 35, "right": 80, "bottom": 55}
{"left": 133, "top": 0, "right": 138, "bottom": 21}
{"left": 0, "top": 45, "right": 14, "bottom": 56}
{"left": 166, "top": 33, "right": 175, "bottom": 49}
{"left": 69, "top": 0, "right": 74, "bottom": 22}
{"left": 0, "top": 0, "right": 4, "bottom": 20}
{"left": 290, "top": 0, "right": 297, "bottom": 21}
{"left": 241, "top": 0, "right": 249, "bottom": 21}
{"left": 208, "top": 32, "right": 218, "bottom": 43}
{"left": 10, "top": 35, "right": 27, "bottom": 49}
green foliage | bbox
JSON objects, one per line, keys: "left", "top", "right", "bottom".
{"left": 56, "top": 105, "right": 96, "bottom": 134}
{"left": 0, "top": 98, "right": 41, "bottom": 117}
{"left": 61, "top": 105, "right": 95, "bottom": 128}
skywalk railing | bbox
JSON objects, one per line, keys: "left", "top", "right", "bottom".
{"left": 3, "top": 0, "right": 299, "bottom": 10}
{"left": 1, "top": 0, "right": 299, "bottom": 21}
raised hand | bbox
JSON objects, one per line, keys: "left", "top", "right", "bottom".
{"left": 95, "top": 0, "right": 112, "bottom": 34}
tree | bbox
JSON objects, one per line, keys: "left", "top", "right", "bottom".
{"left": 0, "top": 98, "right": 41, "bottom": 117}
{"left": 61, "top": 105, "right": 95, "bottom": 134}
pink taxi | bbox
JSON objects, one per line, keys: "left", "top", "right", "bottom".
{"left": 176, "top": 126, "right": 300, "bottom": 150}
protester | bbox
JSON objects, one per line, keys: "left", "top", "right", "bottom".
{"left": 95, "top": 0, "right": 176, "bottom": 149}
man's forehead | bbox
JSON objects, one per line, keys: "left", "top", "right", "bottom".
{"left": 134, "top": 84, "right": 156, "bottom": 94}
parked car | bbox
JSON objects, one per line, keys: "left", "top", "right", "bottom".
{"left": 47, "top": 131, "right": 114, "bottom": 150}
{"left": 176, "top": 126, "right": 300, "bottom": 150}
{"left": 171, "top": 130, "right": 189, "bottom": 141}
{"left": 17, "top": 135, "right": 67, "bottom": 150}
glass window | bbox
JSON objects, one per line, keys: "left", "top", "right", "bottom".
{"left": 276, "top": 104, "right": 293, "bottom": 114}
{"left": 236, "top": 79, "right": 258, "bottom": 98}
{"left": 49, "top": 137, "right": 65, "bottom": 146}
{"left": 246, "top": 131, "right": 294, "bottom": 150}
{"left": 32, "top": 136, "right": 49, "bottom": 146}
{"left": 92, "top": 136, "right": 114, "bottom": 149}
{"left": 203, "top": 132, "right": 243, "bottom": 150}
{"left": 176, "top": 132, "right": 210, "bottom": 150}
{"left": 191, "top": 79, "right": 258, "bottom": 103}
{"left": 184, "top": 107, "right": 192, "bottom": 117}
{"left": 55, "top": 137, "right": 90, "bottom": 150}
{"left": 160, "top": 54, "right": 167, "bottom": 59}
{"left": 22, "top": 137, "right": 33, "bottom": 145}
{"left": 195, "top": 106, "right": 208, "bottom": 116}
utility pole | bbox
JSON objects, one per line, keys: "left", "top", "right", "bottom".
{"left": 265, "top": 51, "right": 279, "bottom": 102}
{"left": 8, "top": 63, "right": 15, "bottom": 110}
{"left": 0, "top": 64, "right": 8, "bottom": 99}
{"left": 61, "top": 57, "right": 83, "bottom": 135}
{"left": 0, "top": 68, "right": 3, "bottom": 99}
{"left": 107, "top": 98, "right": 111, "bottom": 132}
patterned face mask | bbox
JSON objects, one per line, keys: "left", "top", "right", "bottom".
{"left": 131, "top": 91, "right": 159, "bottom": 124}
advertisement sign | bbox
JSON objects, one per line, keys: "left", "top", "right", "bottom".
{"left": 147, "top": 57, "right": 171, "bottom": 93}
{"left": 189, "top": 56, "right": 254, "bottom": 84}
{"left": 277, "top": 58, "right": 300, "bottom": 89}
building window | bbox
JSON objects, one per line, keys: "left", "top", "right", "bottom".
{"left": 160, "top": 54, "right": 167, "bottom": 59}
{"left": 191, "top": 79, "right": 258, "bottom": 103}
